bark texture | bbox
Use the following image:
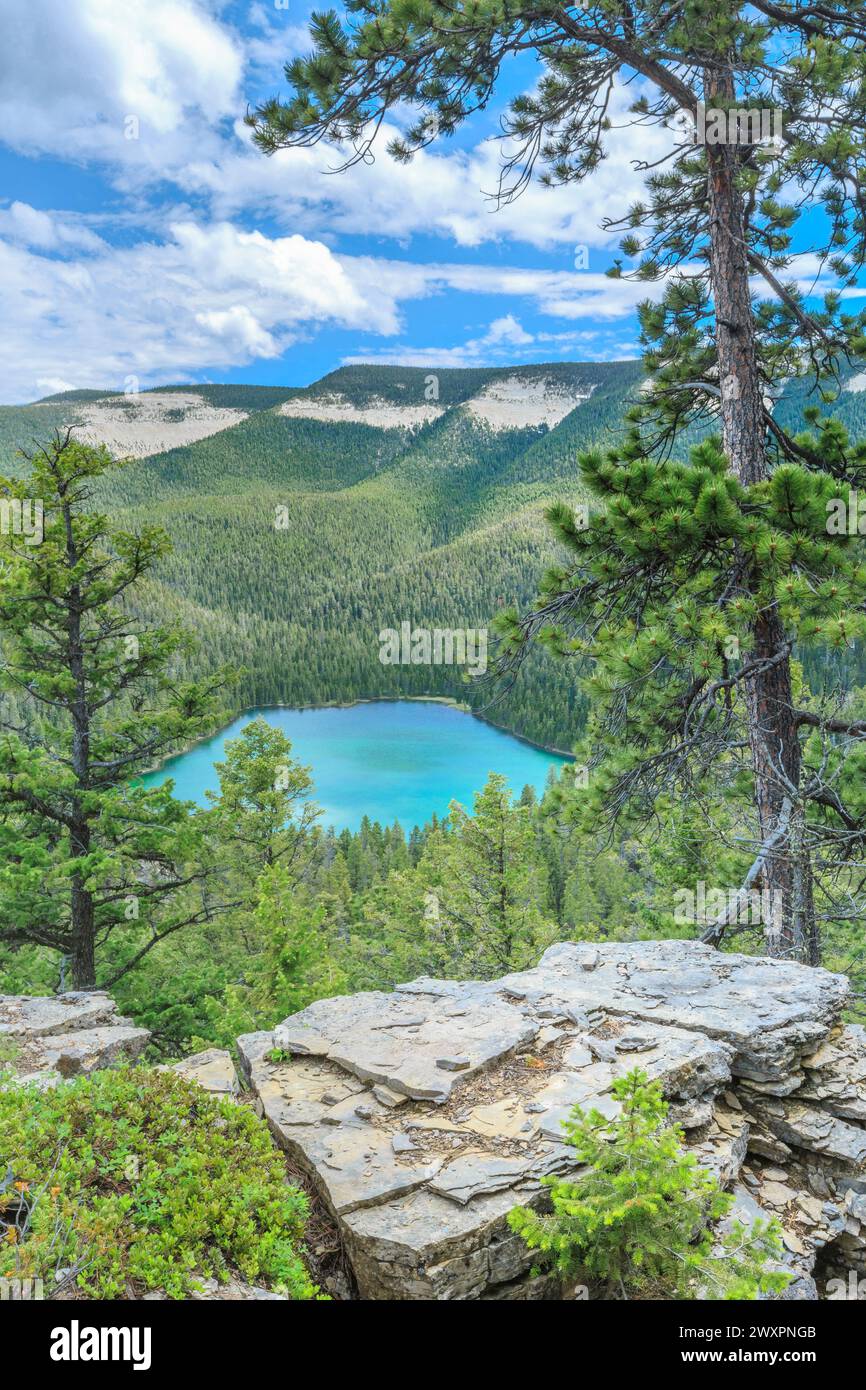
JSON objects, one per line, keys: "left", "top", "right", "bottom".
{"left": 703, "top": 67, "right": 814, "bottom": 962}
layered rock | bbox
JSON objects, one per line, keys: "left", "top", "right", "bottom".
{"left": 238, "top": 940, "right": 865, "bottom": 1300}
{"left": 165, "top": 1048, "right": 240, "bottom": 1099}
{"left": 0, "top": 991, "right": 150, "bottom": 1085}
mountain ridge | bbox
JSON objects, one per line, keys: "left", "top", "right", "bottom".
{"left": 3, "top": 359, "right": 866, "bottom": 752}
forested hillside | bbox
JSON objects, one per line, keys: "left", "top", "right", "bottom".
{"left": 0, "top": 362, "right": 643, "bottom": 750}
{"left": 4, "top": 360, "right": 866, "bottom": 752}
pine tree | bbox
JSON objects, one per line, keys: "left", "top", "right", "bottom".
{"left": 440, "top": 775, "right": 556, "bottom": 974}
{"left": 0, "top": 435, "right": 229, "bottom": 988}
{"left": 250, "top": 866, "right": 346, "bottom": 1020}
{"left": 508, "top": 1068, "right": 790, "bottom": 1300}
{"left": 208, "top": 717, "right": 320, "bottom": 893}
{"left": 351, "top": 774, "right": 554, "bottom": 981}
{"left": 247, "top": 1, "right": 866, "bottom": 962}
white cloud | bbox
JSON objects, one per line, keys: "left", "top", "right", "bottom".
{"left": 182, "top": 98, "right": 665, "bottom": 253}
{"left": 0, "top": 2, "right": 670, "bottom": 395}
{"left": 0, "top": 215, "right": 658, "bottom": 401}
{"left": 0, "top": 202, "right": 106, "bottom": 253}
{"left": 345, "top": 258, "right": 655, "bottom": 321}
{"left": 342, "top": 310, "right": 643, "bottom": 372}
{"left": 0, "top": 2, "right": 660, "bottom": 254}
{"left": 485, "top": 315, "right": 534, "bottom": 347}
{"left": 0, "top": 220, "right": 398, "bottom": 401}
{"left": 35, "top": 376, "right": 78, "bottom": 396}
{"left": 0, "top": 0, "right": 241, "bottom": 168}
{"left": 194, "top": 304, "right": 279, "bottom": 357}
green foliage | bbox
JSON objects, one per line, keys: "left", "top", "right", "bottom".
{"left": 0, "top": 1067, "right": 320, "bottom": 1299}
{"left": 245, "top": 0, "right": 866, "bottom": 971}
{"left": 249, "top": 866, "right": 346, "bottom": 1018}
{"left": 5, "top": 361, "right": 866, "bottom": 760}
{"left": 43, "top": 767, "right": 652, "bottom": 1055}
{"left": 207, "top": 717, "right": 319, "bottom": 881}
{"left": 505, "top": 431, "right": 866, "bottom": 848}
{"left": 508, "top": 1069, "right": 790, "bottom": 1301}
{"left": 348, "top": 774, "right": 555, "bottom": 984}
{"left": 0, "top": 436, "right": 230, "bottom": 987}
{"left": 0, "top": 362, "right": 643, "bottom": 755}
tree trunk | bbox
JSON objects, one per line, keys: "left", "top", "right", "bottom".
{"left": 703, "top": 67, "right": 815, "bottom": 962}
{"left": 65, "top": 495, "right": 97, "bottom": 989}
{"left": 70, "top": 866, "right": 96, "bottom": 989}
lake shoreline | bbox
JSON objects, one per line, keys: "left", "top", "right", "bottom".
{"left": 141, "top": 694, "right": 573, "bottom": 778}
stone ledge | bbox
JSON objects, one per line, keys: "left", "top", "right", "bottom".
{"left": 239, "top": 940, "right": 862, "bottom": 1300}
{"left": 0, "top": 991, "right": 150, "bottom": 1084}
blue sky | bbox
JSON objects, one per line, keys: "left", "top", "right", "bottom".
{"left": 0, "top": 0, "right": 855, "bottom": 403}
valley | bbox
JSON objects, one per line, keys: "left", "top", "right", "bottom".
{"left": 5, "top": 358, "right": 866, "bottom": 752}
{"left": 1, "top": 362, "right": 645, "bottom": 753}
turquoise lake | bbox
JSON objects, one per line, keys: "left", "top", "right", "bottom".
{"left": 140, "top": 700, "right": 569, "bottom": 832}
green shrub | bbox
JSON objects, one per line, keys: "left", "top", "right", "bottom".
{"left": 0, "top": 1067, "right": 320, "bottom": 1300}
{"left": 509, "top": 1068, "right": 791, "bottom": 1300}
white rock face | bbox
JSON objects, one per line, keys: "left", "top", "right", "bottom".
{"left": 280, "top": 394, "right": 444, "bottom": 429}
{"left": 0, "top": 991, "right": 149, "bottom": 1083}
{"left": 239, "top": 940, "right": 862, "bottom": 1300}
{"left": 464, "top": 375, "right": 595, "bottom": 431}
{"left": 71, "top": 392, "right": 247, "bottom": 458}
{"left": 278, "top": 376, "right": 596, "bottom": 433}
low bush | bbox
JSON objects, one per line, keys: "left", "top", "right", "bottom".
{"left": 0, "top": 1066, "right": 320, "bottom": 1299}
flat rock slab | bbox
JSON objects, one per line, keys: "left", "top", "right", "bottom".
{"left": 797, "top": 1025, "right": 866, "bottom": 1123}
{"left": 499, "top": 941, "right": 849, "bottom": 1082}
{"left": 242, "top": 941, "right": 858, "bottom": 1299}
{"left": 27, "top": 1025, "right": 150, "bottom": 1078}
{"left": 237, "top": 1035, "right": 443, "bottom": 1215}
{"left": 0, "top": 991, "right": 120, "bottom": 1038}
{"left": 273, "top": 988, "right": 537, "bottom": 1102}
{"left": 246, "top": 984, "right": 736, "bottom": 1296}
{"left": 342, "top": 1182, "right": 541, "bottom": 1300}
{"left": 1, "top": 991, "right": 151, "bottom": 1082}
{"left": 167, "top": 1048, "right": 240, "bottom": 1098}
{"left": 746, "top": 1095, "right": 866, "bottom": 1170}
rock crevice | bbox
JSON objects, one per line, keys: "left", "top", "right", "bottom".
{"left": 238, "top": 941, "right": 866, "bottom": 1300}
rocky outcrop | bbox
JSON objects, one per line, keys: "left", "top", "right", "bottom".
{"left": 237, "top": 940, "right": 866, "bottom": 1300}
{"left": 0, "top": 991, "right": 150, "bottom": 1085}
{"left": 164, "top": 1048, "right": 240, "bottom": 1099}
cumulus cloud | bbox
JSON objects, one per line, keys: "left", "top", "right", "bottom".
{"left": 0, "top": 1, "right": 668, "bottom": 393}
{"left": 0, "top": 220, "right": 397, "bottom": 401}
{"left": 344, "top": 319, "right": 640, "bottom": 372}
{"left": 0, "top": 0, "right": 241, "bottom": 171}
{"left": 0, "top": 214, "right": 657, "bottom": 401}
{"left": 0, "top": 1, "right": 660, "bottom": 253}
{"left": 179, "top": 97, "right": 664, "bottom": 253}
{"left": 366, "top": 314, "right": 538, "bottom": 370}
{"left": 0, "top": 202, "right": 106, "bottom": 253}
